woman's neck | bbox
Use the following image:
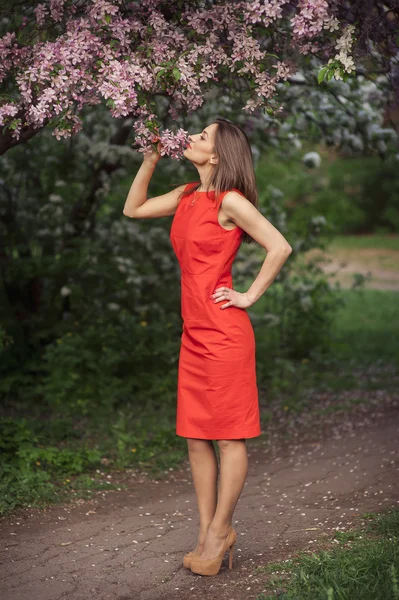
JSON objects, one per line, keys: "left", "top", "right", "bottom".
{"left": 196, "top": 165, "right": 215, "bottom": 192}
{"left": 197, "top": 181, "right": 215, "bottom": 192}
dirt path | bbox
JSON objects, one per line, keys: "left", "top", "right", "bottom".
{"left": 1, "top": 392, "right": 398, "bottom": 600}
{"left": 306, "top": 247, "right": 399, "bottom": 290}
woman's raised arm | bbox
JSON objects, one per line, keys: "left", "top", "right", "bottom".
{"left": 123, "top": 143, "right": 186, "bottom": 219}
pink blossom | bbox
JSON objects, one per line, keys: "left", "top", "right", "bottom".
{"left": 0, "top": 0, "right": 356, "bottom": 158}
{"left": 34, "top": 4, "right": 49, "bottom": 27}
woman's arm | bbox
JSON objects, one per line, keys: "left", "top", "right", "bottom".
{"left": 221, "top": 191, "right": 293, "bottom": 305}
{"left": 123, "top": 144, "right": 186, "bottom": 219}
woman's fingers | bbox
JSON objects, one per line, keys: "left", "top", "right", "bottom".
{"left": 210, "top": 287, "right": 251, "bottom": 309}
{"left": 220, "top": 301, "right": 233, "bottom": 309}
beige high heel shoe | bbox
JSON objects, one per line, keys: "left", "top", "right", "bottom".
{"left": 183, "top": 529, "right": 211, "bottom": 568}
{"left": 183, "top": 550, "right": 198, "bottom": 569}
{"left": 190, "top": 526, "right": 237, "bottom": 576}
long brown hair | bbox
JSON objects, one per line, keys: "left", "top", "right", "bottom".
{"left": 178, "top": 117, "right": 258, "bottom": 244}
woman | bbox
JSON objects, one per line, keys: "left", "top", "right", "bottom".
{"left": 123, "top": 117, "right": 292, "bottom": 577}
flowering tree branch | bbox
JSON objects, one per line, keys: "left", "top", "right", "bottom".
{"left": 0, "top": 0, "right": 397, "bottom": 157}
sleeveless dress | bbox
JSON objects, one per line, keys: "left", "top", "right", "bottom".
{"left": 169, "top": 182, "right": 262, "bottom": 440}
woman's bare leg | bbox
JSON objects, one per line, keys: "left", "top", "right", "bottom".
{"left": 198, "top": 438, "right": 248, "bottom": 560}
{"left": 187, "top": 438, "right": 219, "bottom": 553}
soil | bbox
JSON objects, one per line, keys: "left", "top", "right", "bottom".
{"left": 306, "top": 247, "right": 399, "bottom": 290}
{"left": 1, "top": 385, "right": 398, "bottom": 600}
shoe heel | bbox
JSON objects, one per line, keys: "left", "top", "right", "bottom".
{"left": 228, "top": 541, "right": 236, "bottom": 569}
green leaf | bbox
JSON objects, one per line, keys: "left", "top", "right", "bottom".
{"left": 317, "top": 67, "right": 327, "bottom": 84}
{"left": 172, "top": 68, "right": 181, "bottom": 81}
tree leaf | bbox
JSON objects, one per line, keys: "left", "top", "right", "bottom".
{"left": 172, "top": 68, "right": 181, "bottom": 81}
{"left": 317, "top": 67, "right": 327, "bottom": 84}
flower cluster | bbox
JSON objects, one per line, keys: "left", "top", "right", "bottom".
{"left": 133, "top": 116, "right": 189, "bottom": 160}
{"left": 34, "top": 4, "right": 49, "bottom": 27}
{"left": 243, "top": 0, "right": 290, "bottom": 28}
{"left": 291, "top": 0, "right": 340, "bottom": 39}
{"left": 328, "top": 24, "right": 356, "bottom": 78}
{"left": 0, "top": 0, "right": 358, "bottom": 158}
{"left": 157, "top": 129, "right": 190, "bottom": 160}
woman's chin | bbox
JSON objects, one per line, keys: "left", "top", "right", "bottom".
{"left": 182, "top": 149, "right": 192, "bottom": 161}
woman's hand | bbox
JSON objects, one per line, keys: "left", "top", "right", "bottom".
{"left": 143, "top": 140, "right": 162, "bottom": 167}
{"left": 210, "top": 287, "right": 254, "bottom": 310}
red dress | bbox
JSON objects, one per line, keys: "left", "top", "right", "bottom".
{"left": 169, "top": 182, "right": 262, "bottom": 440}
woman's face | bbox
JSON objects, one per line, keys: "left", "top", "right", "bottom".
{"left": 183, "top": 122, "right": 218, "bottom": 165}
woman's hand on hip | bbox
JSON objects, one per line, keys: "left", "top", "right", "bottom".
{"left": 210, "top": 287, "right": 254, "bottom": 310}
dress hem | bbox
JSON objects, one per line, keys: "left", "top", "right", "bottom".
{"left": 176, "top": 429, "right": 263, "bottom": 440}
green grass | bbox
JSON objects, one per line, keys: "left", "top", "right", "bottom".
{"left": 328, "top": 234, "right": 399, "bottom": 251}
{"left": 330, "top": 288, "right": 399, "bottom": 364}
{"left": 0, "top": 406, "right": 188, "bottom": 515}
{"left": 255, "top": 508, "right": 399, "bottom": 600}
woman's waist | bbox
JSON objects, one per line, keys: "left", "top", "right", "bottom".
{"left": 181, "top": 273, "right": 233, "bottom": 293}
{"left": 181, "top": 299, "right": 251, "bottom": 327}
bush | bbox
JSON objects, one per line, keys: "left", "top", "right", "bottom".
{"left": 0, "top": 417, "right": 102, "bottom": 513}
{"left": 42, "top": 312, "right": 180, "bottom": 417}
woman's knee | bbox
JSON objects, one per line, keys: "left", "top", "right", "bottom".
{"left": 216, "top": 438, "right": 246, "bottom": 451}
{"left": 186, "top": 437, "right": 214, "bottom": 452}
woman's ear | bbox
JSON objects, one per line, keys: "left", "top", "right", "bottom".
{"left": 209, "top": 154, "right": 218, "bottom": 164}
